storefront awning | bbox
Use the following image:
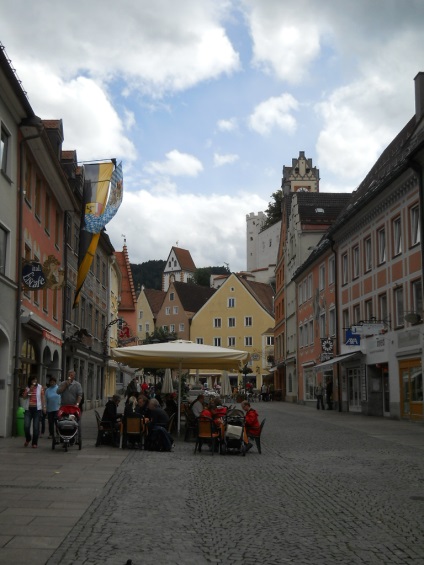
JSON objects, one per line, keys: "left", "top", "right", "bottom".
{"left": 314, "top": 352, "right": 361, "bottom": 371}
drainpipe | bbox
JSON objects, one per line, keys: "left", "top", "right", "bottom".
{"left": 329, "top": 237, "right": 342, "bottom": 412}
{"left": 12, "top": 117, "right": 44, "bottom": 435}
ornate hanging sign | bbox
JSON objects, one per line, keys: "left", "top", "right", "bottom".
{"left": 22, "top": 261, "right": 46, "bottom": 289}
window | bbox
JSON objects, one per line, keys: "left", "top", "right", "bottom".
{"left": 410, "top": 205, "right": 420, "bottom": 245}
{"left": 170, "top": 292, "right": 174, "bottom": 301}
{"left": 35, "top": 177, "right": 42, "bottom": 219}
{"left": 394, "top": 287, "right": 404, "bottom": 327}
{"left": 309, "top": 320, "right": 314, "bottom": 344}
{"left": 138, "top": 324, "right": 142, "bottom": 332}
{"left": 0, "top": 226, "right": 7, "bottom": 275}
{"left": 139, "top": 311, "right": 143, "bottom": 319}
{"left": 228, "top": 336, "right": 236, "bottom": 347}
{"left": 214, "top": 337, "right": 221, "bottom": 347}
{"left": 196, "top": 337, "right": 204, "bottom": 344}
{"left": 81, "top": 298, "right": 86, "bottom": 328}
{"left": 33, "top": 254, "right": 40, "bottom": 305}
{"left": 94, "top": 309, "right": 99, "bottom": 337}
{"left": 1, "top": 126, "right": 10, "bottom": 175}
{"left": 329, "top": 309, "right": 336, "bottom": 336}
{"left": 228, "top": 317, "right": 236, "bottom": 327}
{"left": 378, "top": 228, "right": 386, "bottom": 264}
{"left": 299, "top": 325, "right": 304, "bottom": 348}
{"left": 228, "top": 297, "right": 235, "bottom": 308}
{"left": 365, "top": 299, "right": 373, "bottom": 320}
{"left": 179, "top": 323, "right": 184, "bottom": 332}
{"left": 213, "top": 318, "right": 221, "bottom": 328}
{"left": 379, "top": 293, "right": 387, "bottom": 322}
{"left": 25, "top": 158, "right": 32, "bottom": 204}
{"left": 55, "top": 210, "right": 60, "bottom": 248}
{"left": 165, "top": 307, "right": 171, "bottom": 315}
{"left": 173, "top": 306, "right": 178, "bottom": 314}
{"left": 244, "top": 336, "right": 253, "bottom": 347}
{"left": 95, "top": 255, "right": 100, "bottom": 279}
{"left": 44, "top": 193, "right": 50, "bottom": 233}
{"left": 308, "top": 274, "right": 313, "bottom": 298}
{"left": 364, "top": 237, "right": 372, "bottom": 272}
{"left": 74, "top": 223, "right": 79, "bottom": 253}
{"left": 393, "top": 217, "right": 402, "bottom": 256}
{"left": 245, "top": 316, "right": 252, "bottom": 327}
{"left": 411, "top": 279, "right": 423, "bottom": 315}
{"left": 319, "top": 313, "right": 326, "bottom": 338}
{"left": 101, "top": 261, "right": 106, "bottom": 286}
{"left": 42, "top": 286, "right": 48, "bottom": 313}
{"left": 342, "top": 253, "right": 348, "bottom": 284}
{"left": 328, "top": 256, "right": 335, "bottom": 285}
{"left": 353, "top": 246, "right": 359, "bottom": 278}
{"left": 88, "top": 303, "right": 93, "bottom": 333}
{"left": 170, "top": 324, "right": 175, "bottom": 333}
{"left": 342, "top": 309, "right": 349, "bottom": 330}
{"left": 145, "top": 323, "right": 150, "bottom": 333}
{"left": 266, "top": 336, "right": 274, "bottom": 346}
{"left": 319, "top": 263, "right": 325, "bottom": 290}
{"left": 298, "top": 283, "right": 303, "bottom": 305}
{"left": 353, "top": 304, "right": 360, "bottom": 324}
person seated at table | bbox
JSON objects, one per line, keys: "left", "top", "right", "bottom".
{"left": 211, "top": 397, "right": 227, "bottom": 419}
{"left": 165, "top": 393, "right": 178, "bottom": 417}
{"left": 147, "top": 398, "right": 169, "bottom": 429}
{"left": 135, "top": 395, "right": 150, "bottom": 418}
{"left": 124, "top": 396, "right": 138, "bottom": 417}
{"left": 241, "top": 400, "right": 260, "bottom": 452}
{"left": 102, "top": 395, "right": 122, "bottom": 447}
{"left": 190, "top": 394, "right": 204, "bottom": 418}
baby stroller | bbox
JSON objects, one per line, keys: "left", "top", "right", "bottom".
{"left": 221, "top": 409, "right": 246, "bottom": 456}
{"left": 52, "top": 405, "right": 82, "bottom": 452}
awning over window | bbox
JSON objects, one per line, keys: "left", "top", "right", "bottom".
{"left": 314, "top": 352, "right": 361, "bottom": 371}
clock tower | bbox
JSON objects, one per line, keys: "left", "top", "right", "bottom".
{"left": 281, "top": 151, "right": 320, "bottom": 196}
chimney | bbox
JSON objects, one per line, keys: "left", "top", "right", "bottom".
{"left": 414, "top": 72, "right": 424, "bottom": 123}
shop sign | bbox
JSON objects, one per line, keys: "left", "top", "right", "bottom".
{"left": 345, "top": 329, "right": 361, "bottom": 346}
{"left": 22, "top": 261, "right": 46, "bottom": 289}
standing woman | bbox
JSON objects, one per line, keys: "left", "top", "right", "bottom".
{"left": 22, "top": 376, "right": 46, "bottom": 448}
{"left": 45, "top": 376, "right": 61, "bottom": 439}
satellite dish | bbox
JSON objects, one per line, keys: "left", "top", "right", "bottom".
{"left": 404, "top": 312, "right": 421, "bottom": 324}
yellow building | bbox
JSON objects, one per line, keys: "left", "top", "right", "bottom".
{"left": 136, "top": 286, "right": 166, "bottom": 342}
{"left": 190, "top": 273, "right": 274, "bottom": 389}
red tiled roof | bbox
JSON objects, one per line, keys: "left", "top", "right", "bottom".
{"left": 173, "top": 281, "right": 215, "bottom": 313}
{"left": 171, "top": 247, "right": 196, "bottom": 271}
{"left": 144, "top": 288, "right": 166, "bottom": 316}
{"left": 238, "top": 276, "right": 274, "bottom": 316}
{"left": 115, "top": 246, "right": 137, "bottom": 310}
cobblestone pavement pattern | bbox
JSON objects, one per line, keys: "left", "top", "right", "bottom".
{"left": 1, "top": 402, "right": 424, "bottom": 565}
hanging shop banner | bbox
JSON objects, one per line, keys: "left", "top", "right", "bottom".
{"left": 22, "top": 261, "right": 46, "bottom": 290}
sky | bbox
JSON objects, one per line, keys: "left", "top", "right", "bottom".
{"left": 1, "top": 0, "right": 424, "bottom": 272}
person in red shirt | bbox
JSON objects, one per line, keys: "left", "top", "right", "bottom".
{"left": 241, "top": 400, "right": 260, "bottom": 452}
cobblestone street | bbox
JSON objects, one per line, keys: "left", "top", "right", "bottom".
{"left": 1, "top": 402, "right": 424, "bottom": 565}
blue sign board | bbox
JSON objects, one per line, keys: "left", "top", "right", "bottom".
{"left": 345, "top": 329, "right": 361, "bottom": 346}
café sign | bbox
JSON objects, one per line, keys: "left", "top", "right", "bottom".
{"left": 22, "top": 262, "right": 46, "bottom": 289}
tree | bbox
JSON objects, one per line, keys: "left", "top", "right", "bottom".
{"left": 190, "top": 265, "right": 230, "bottom": 287}
{"left": 261, "top": 189, "right": 283, "bottom": 231}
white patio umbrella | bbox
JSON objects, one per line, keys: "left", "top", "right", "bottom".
{"left": 161, "top": 368, "right": 174, "bottom": 394}
{"left": 111, "top": 340, "right": 248, "bottom": 435}
{"left": 220, "top": 370, "right": 232, "bottom": 401}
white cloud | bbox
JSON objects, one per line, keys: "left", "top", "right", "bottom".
{"left": 217, "top": 118, "right": 238, "bottom": 132}
{"left": 248, "top": 93, "right": 299, "bottom": 136}
{"left": 0, "top": 0, "right": 240, "bottom": 97}
{"left": 242, "top": 0, "right": 323, "bottom": 83}
{"left": 144, "top": 150, "right": 204, "bottom": 177}
{"left": 106, "top": 187, "right": 267, "bottom": 271}
{"left": 213, "top": 153, "right": 239, "bottom": 167}
{"left": 16, "top": 61, "right": 136, "bottom": 162}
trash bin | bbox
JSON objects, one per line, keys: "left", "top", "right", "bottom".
{"left": 16, "top": 407, "right": 25, "bottom": 437}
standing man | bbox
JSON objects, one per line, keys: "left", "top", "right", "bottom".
{"left": 326, "top": 379, "right": 333, "bottom": 410}
{"left": 57, "top": 370, "right": 83, "bottom": 408}
{"left": 315, "top": 382, "right": 325, "bottom": 410}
